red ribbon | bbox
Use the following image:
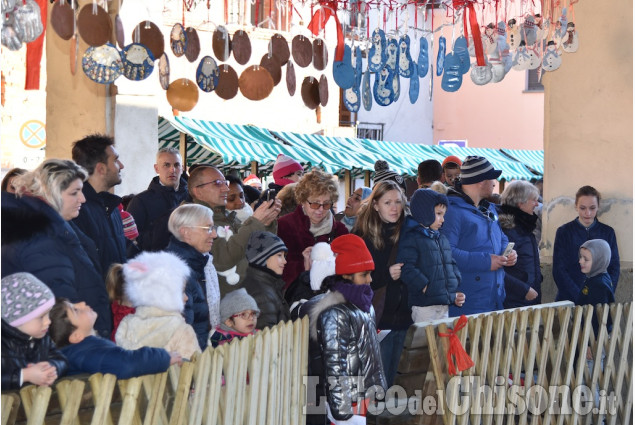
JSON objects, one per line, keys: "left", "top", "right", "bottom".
{"left": 438, "top": 315, "right": 474, "bottom": 376}
{"left": 25, "top": 0, "right": 47, "bottom": 90}
{"left": 452, "top": 0, "right": 486, "bottom": 66}
{"left": 307, "top": 0, "right": 345, "bottom": 62}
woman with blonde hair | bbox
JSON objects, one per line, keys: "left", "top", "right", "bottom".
{"left": 277, "top": 168, "right": 348, "bottom": 287}
{"left": 2, "top": 159, "right": 112, "bottom": 338}
{"left": 353, "top": 180, "right": 412, "bottom": 387}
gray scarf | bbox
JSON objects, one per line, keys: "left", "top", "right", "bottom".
{"left": 203, "top": 253, "right": 221, "bottom": 329}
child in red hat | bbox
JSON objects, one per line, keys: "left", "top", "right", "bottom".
{"left": 297, "top": 234, "right": 386, "bottom": 425}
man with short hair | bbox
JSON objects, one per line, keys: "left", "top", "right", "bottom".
{"left": 72, "top": 134, "right": 127, "bottom": 276}
{"left": 189, "top": 166, "right": 281, "bottom": 295}
{"left": 417, "top": 159, "right": 443, "bottom": 189}
{"left": 126, "top": 148, "right": 189, "bottom": 252}
{"left": 440, "top": 156, "right": 517, "bottom": 316}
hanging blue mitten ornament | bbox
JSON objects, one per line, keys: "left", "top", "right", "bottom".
{"left": 436, "top": 36, "right": 446, "bottom": 76}
{"left": 333, "top": 44, "right": 355, "bottom": 89}
{"left": 417, "top": 36, "right": 429, "bottom": 77}
{"left": 368, "top": 28, "right": 387, "bottom": 73}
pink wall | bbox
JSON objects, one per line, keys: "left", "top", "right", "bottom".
{"left": 432, "top": 22, "right": 544, "bottom": 150}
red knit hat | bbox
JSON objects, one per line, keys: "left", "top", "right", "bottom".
{"left": 442, "top": 155, "right": 462, "bottom": 168}
{"left": 272, "top": 153, "right": 303, "bottom": 185}
{"left": 330, "top": 234, "right": 375, "bottom": 275}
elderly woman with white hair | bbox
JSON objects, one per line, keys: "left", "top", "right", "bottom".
{"left": 497, "top": 180, "right": 542, "bottom": 308}
{"left": 1, "top": 159, "right": 112, "bottom": 338}
{"left": 166, "top": 204, "right": 220, "bottom": 350}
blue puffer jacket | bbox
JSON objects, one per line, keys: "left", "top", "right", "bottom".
{"left": 440, "top": 189, "right": 508, "bottom": 316}
{"left": 1, "top": 193, "right": 112, "bottom": 338}
{"left": 61, "top": 335, "right": 170, "bottom": 379}
{"left": 553, "top": 218, "right": 620, "bottom": 302}
{"left": 166, "top": 237, "right": 210, "bottom": 350}
{"left": 397, "top": 216, "right": 461, "bottom": 308}
{"left": 497, "top": 205, "right": 542, "bottom": 309}
{"left": 72, "top": 182, "right": 126, "bottom": 277}
{"left": 126, "top": 176, "right": 189, "bottom": 252}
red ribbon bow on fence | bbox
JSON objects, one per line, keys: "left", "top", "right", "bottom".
{"left": 438, "top": 315, "right": 474, "bottom": 376}
{"left": 307, "top": 0, "right": 345, "bottom": 61}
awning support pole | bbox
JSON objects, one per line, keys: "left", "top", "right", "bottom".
{"left": 364, "top": 170, "right": 370, "bottom": 187}
{"left": 251, "top": 161, "right": 258, "bottom": 176}
{"left": 179, "top": 132, "right": 187, "bottom": 168}
{"left": 344, "top": 170, "right": 351, "bottom": 201}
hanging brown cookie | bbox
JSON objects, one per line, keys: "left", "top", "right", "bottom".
{"left": 51, "top": 0, "right": 74, "bottom": 40}
{"left": 185, "top": 27, "right": 200, "bottom": 62}
{"left": 215, "top": 64, "right": 239, "bottom": 100}
{"left": 301, "top": 76, "right": 320, "bottom": 109}
{"left": 212, "top": 26, "right": 232, "bottom": 61}
{"left": 232, "top": 29, "right": 251, "bottom": 65}
{"left": 270, "top": 33, "right": 290, "bottom": 65}
{"left": 159, "top": 53, "right": 170, "bottom": 90}
{"left": 291, "top": 35, "right": 312, "bottom": 68}
{"left": 318, "top": 74, "right": 329, "bottom": 106}
{"left": 313, "top": 38, "right": 328, "bottom": 71}
{"left": 239, "top": 66, "right": 274, "bottom": 101}
{"left": 286, "top": 61, "right": 296, "bottom": 96}
{"left": 132, "top": 21, "right": 165, "bottom": 60}
{"left": 77, "top": 4, "right": 112, "bottom": 47}
{"left": 167, "top": 78, "right": 199, "bottom": 112}
{"left": 260, "top": 54, "right": 281, "bottom": 86}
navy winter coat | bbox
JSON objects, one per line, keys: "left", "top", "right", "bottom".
{"left": 242, "top": 265, "right": 291, "bottom": 330}
{"left": 576, "top": 272, "right": 615, "bottom": 335}
{"left": 166, "top": 237, "right": 210, "bottom": 351}
{"left": 72, "top": 182, "right": 126, "bottom": 277}
{"left": 1, "top": 193, "right": 112, "bottom": 338}
{"left": 398, "top": 216, "right": 461, "bottom": 308}
{"left": 440, "top": 189, "right": 508, "bottom": 316}
{"left": 497, "top": 205, "right": 542, "bottom": 309}
{"left": 61, "top": 335, "right": 170, "bottom": 379}
{"left": 1, "top": 320, "right": 68, "bottom": 390}
{"left": 553, "top": 218, "right": 620, "bottom": 302}
{"left": 126, "top": 176, "right": 189, "bottom": 252}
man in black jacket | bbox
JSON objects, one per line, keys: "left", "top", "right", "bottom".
{"left": 72, "top": 134, "right": 127, "bottom": 277}
{"left": 126, "top": 147, "right": 189, "bottom": 253}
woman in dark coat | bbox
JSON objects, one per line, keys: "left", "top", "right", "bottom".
{"left": 353, "top": 180, "right": 412, "bottom": 387}
{"left": 1, "top": 159, "right": 112, "bottom": 338}
{"left": 277, "top": 168, "right": 348, "bottom": 287}
{"left": 497, "top": 180, "right": 542, "bottom": 308}
{"left": 167, "top": 204, "right": 220, "bottom": 351}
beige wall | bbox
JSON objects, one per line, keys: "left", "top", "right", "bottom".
{"left": 44, "top": 1, "right": 114, "bottom": 160}
{"left": 432, "top": 12, "right": 544, "bottom": 150}
{"left": 541, "top": 0, "right": 633, "bottom": 265}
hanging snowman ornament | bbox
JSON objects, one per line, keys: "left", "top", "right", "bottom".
{"left": 562, "top": 22, "right": 579, "bottom": 53}
{"left": 507, "top": 18, "right": 521, "bottom": 50}
{"left": 521, "top": 14, "right": 537, "bottom": 46}
{"left": 542, "top": 41, "right": 562, "bottom": 71}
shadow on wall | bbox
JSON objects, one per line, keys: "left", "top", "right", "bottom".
{"left": 540, "top": 264, "right": 633, "bottom": 304}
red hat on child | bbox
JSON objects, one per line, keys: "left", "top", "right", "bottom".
{"left": 330, "top": 234, "right": 375, "bottom": 275}
{"left": 442, "top": 155, "right": 462, "bottom": 168}
{"left": 272, "top": 154, "right": 303, "bottom": 185}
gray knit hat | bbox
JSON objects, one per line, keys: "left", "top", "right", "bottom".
{"left": 246, "top": 231, "right": 288, "bottom": 267}
{"left": 1, "top": 273, "right": 55, "bottom": 328}
{"left": 220, "top": 288, "right": 260, "bottom": 322}
{"left": 373, "top": 160, "right": 406, "bottom": 191}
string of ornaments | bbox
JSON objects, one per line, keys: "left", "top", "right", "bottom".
{"left": 8, "top": 0, "right": 580, "bottom": 113}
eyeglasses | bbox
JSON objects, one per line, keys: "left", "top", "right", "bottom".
{"left": 306, "top": 200, "right": 333, "bottom": 210}
{"left": 196, "top": 179, "right": 229, "bottom": 188}
{"left": 232, "top": 310, "right": 259, "bottom": 320}
{"left": 188, "top": 225, "right": 218, "bottom": 234}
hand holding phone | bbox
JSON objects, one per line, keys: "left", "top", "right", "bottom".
{"left": 503, "top": 242, "right": 515, "bottom": 257}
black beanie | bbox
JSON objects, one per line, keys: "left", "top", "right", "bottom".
{"left": 410, "top": 188, "right": 448, "bottom": 227}
{"left": 246, "top": 231, "right": 288, "bottom": 267}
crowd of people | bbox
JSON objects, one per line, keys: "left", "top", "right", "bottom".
{"left": 1, "top": 134, "right": 621, "bottom": 424}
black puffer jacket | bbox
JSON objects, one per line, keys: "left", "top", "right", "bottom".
{"left": 166, "top": 237, "right": 210, "bottom": 350}
{"left": 1, "top": 320, "right": 68, "bottom": 390}
{"left": 242, "top": 265, "right": 290, "bottom": 330}
{"left": 1, "top": 193, "right": 112, "bottom": 338}
{"left": 72, "top": 182, "right": 127, "bottom": 277}
{"left": 497, "top": 205, "right": 542, "bottom": 308}
{"left": 297, "top": 288, "right": 386, "bottom": 422}
{"left": 126, "top": 176, "right": 188, "bottom": 252}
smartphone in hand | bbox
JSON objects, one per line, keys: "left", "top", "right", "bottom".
{"left": 503, "top": 242, "right": 515, "bottom": 256}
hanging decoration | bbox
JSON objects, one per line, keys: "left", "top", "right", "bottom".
{"left": 438, "top": 315, "right": 474, "bottom": 376}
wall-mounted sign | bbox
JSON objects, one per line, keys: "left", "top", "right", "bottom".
{"left": 438, "top": 139, "right": 467, "bottom": 148}
{"left": 20, "top": 120, "right": 46, "bottom": 149}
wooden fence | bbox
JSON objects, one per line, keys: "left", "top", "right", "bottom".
{"left": 1, "top": 317, "right": 309, "bottom": 425}
{"left": 419, "top": 303, "right": 632, "bottom": 425}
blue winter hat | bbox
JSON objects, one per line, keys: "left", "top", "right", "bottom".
{"left": 360, "top": 187, "right": 372, "bottom": 200}
{"left": 410, "top": 188, "right": 448, "bottom": 227}
{"left": 459, "top": 156, "right": 502, "bottom": 185}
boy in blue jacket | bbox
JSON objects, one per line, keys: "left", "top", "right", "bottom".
{"left": 397, "top": 189, "right": 465, "bottom": 322}
{"left": 49, "top": 298, "right": 182, "bottom": 379}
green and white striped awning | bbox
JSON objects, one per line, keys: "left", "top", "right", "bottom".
{"left": 434, "top": 145, "right": 539, "bottom": 181}
{"left": 158, "top": 117, "right": 543, "bottom": 181}
{"left": 500, "top": 149, "right": 544, "bottom": 175}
